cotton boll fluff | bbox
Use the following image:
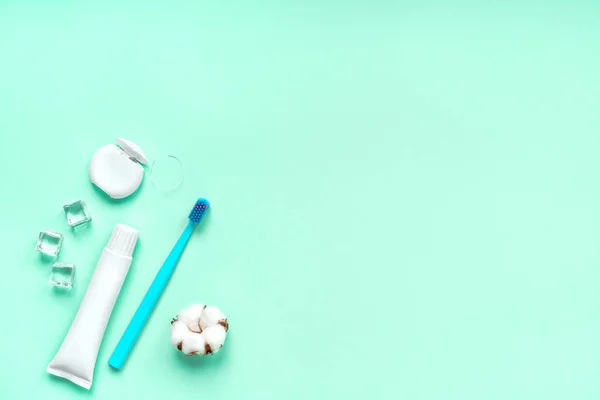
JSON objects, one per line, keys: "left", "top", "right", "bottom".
{"left": 171, "top": 304, "right": 228, "bottom": 356}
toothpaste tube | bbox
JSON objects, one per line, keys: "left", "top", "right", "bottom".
{"left": 47, "top": 224, "right": 139, "bottom": 389}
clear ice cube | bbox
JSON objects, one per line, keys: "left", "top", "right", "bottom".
{"left": 64, "top": 200, "right": 92, "bottom": 227}
{"left": 50, "top": 262, "right": 75, "bottom": 288}
{"left": 35, "top": 230, "right": 63, "bottom": 257}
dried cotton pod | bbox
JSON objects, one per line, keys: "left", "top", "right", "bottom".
{"left": 171, "top": 304, "right": 228, "bottom": 356}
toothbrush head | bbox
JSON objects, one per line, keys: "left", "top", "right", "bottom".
{"left": 189, "top": 198, "right": 210, "bottom": 225}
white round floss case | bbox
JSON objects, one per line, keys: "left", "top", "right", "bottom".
{"left": 89, "top": 138, "right": 148, "bottom": 199}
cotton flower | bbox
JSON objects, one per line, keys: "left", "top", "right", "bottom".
{"left": 171, "top": 304, "right": 228, "bottom": 356}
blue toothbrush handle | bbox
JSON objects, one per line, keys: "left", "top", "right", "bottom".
{"left": 108, "top": 223, "right": 196, "bottom": 369}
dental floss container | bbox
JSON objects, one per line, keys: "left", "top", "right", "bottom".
{"left": 89, "top": 138, "right": 148, "bottom": 199}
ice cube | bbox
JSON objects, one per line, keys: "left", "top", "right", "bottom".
{"left": 35, "top": 230, "right": 63, "bottom": 257}
{"left": 50, "top": 262, "right": 75, "bottom": 288}
{"left": 64, "top": 200, "right": 92, "bottom": 227}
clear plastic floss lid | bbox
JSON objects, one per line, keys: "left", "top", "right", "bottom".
{"left": 89, "top": 138, "right": 184, "bottom": 199}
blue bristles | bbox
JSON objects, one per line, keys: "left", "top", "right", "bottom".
{"left": 188, "top": 198, "right": 210, "bottom": 224}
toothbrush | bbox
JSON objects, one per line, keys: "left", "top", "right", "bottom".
{"left": 108, "top": 198, "right": 210, "bottom": 370}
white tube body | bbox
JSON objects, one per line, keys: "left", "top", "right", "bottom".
{"left": 47, "top": 224, "right": 138, "bottom": 389}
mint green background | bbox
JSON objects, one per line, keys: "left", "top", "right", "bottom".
{"left": 1, "top": 1, "right": 600, "bottom": 399}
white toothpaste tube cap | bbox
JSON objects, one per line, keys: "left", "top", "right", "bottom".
{"left": 106, "top": 224, "right": 139, "bottom": 257}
